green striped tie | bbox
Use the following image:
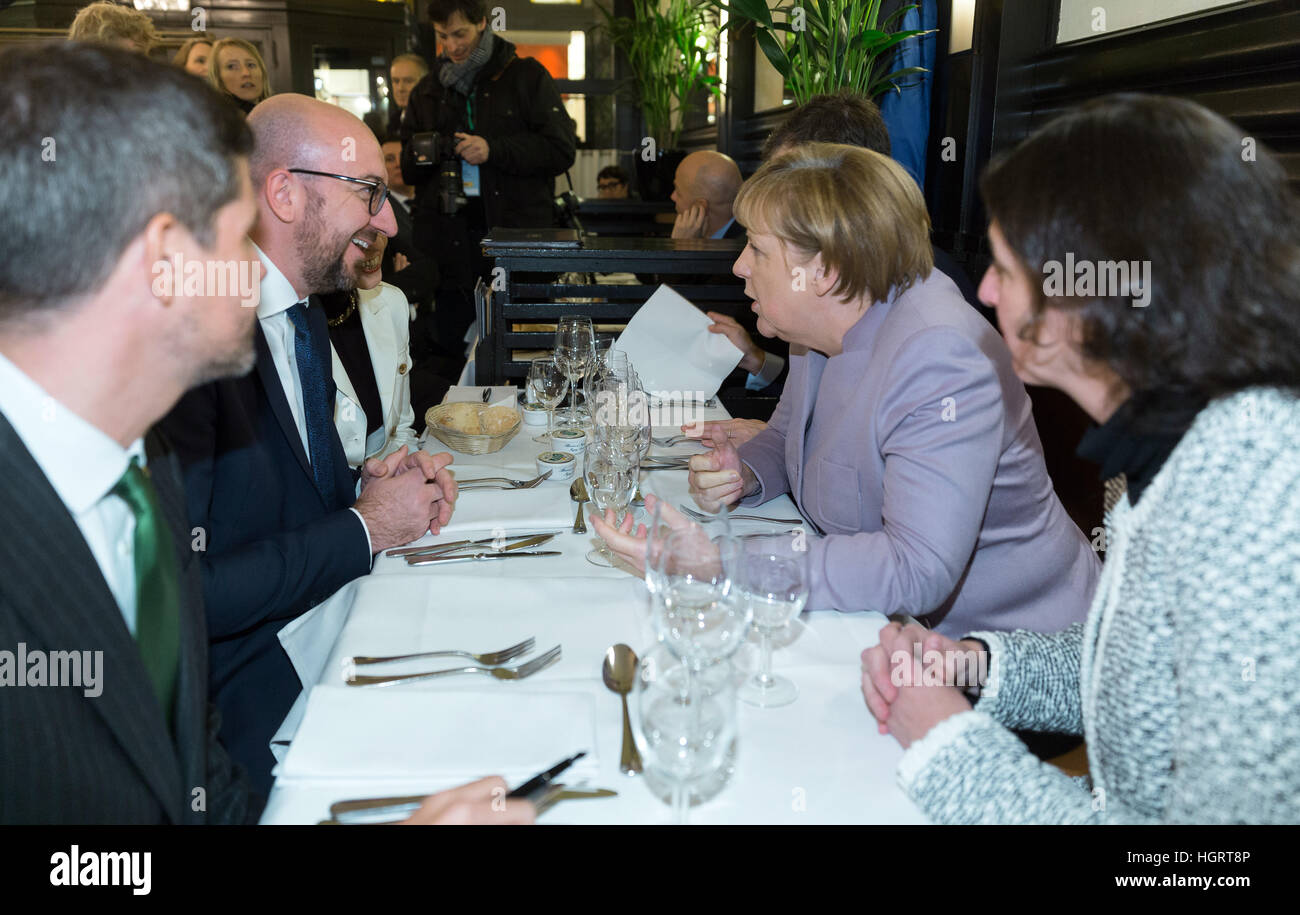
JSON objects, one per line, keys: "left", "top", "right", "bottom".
{"left": 112, "top": 458, "right": 180, "bottom": 726}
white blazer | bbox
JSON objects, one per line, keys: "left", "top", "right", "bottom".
{"left": 330, "top": 282, "right": 420, "bottom": 468}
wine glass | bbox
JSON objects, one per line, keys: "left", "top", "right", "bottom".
{"left": 583, "top": 439, "right": 639, "bottom": 567}
{"left": 526, "top": 355, "right": 567, "bottom": 443}
{"left": 653, "top": 529, "right": 752, "bottom": 670}
{"left": 734, "top": 534, "right": 808, "bottom": 707}
{"left": 554, "top": 315, "right": 594, "bottom": 429}
{"left": 633, "top": 642, "right": 738, "bottom": 824}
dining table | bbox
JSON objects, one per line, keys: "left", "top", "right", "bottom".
{"left": 258, "top": 400, "right": 926, "bottom": 825}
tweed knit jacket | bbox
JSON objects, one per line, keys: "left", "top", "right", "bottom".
{"left": 897, "top": 387, "right": 1300, "bottom": 823}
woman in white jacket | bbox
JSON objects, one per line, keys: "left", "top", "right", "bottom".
{"left": 325, "top": 234, "right": 422, "bottom": 468}
{"left": 861, "top": 94, "right": 1300, "bottom": 823}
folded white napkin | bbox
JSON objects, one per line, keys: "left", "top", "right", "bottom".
{"left": 615, "top": 285, "right": 742, "bottom": 400}
{"left": 440, "top": 465, "right": 574, "bottom": 534}
{"left": 279, "top": 685, "right": 599, "bottom": 782}
{"left": 442, "top": 385, "right": 518, "bottom": 409}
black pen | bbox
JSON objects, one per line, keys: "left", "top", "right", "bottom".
{"left": 507, "top": 751, "right": 587, "bottom": 802}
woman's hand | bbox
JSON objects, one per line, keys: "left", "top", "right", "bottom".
{"left": 588, "top": 494, "right": 691, "bottom": 575}
{"left": 687, "top": 441, "right": 754, "bottom": 512}
{"left": 861, "top": 624, "right": 981, "bottom": 749}
{"left": 682, "top": 418, "right": 767, "bottom": 449}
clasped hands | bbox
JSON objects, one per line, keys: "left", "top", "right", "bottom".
{"left": 354, "top": 445, "right": 458, "bottom": 553}
{"left": 860, "top": 622, "right": 983, "bottom": 750}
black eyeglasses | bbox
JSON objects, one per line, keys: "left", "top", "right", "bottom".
{"left": 288, "top": 168, "right": 390, "bottom": 216}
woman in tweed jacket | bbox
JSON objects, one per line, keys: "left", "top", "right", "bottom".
{"left": 861, "top": 94, "right": 1300, "bottom": 823}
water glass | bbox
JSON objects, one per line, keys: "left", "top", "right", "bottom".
{"left": 554, "top": 315, "right": 594, "bottom": 429}
{"left": 633, "top": 642, "right": 738, "bottom": 824}
{"left": 735, "top": 534, "right": 809, "bottom": 707}
{"left": 584, "top": 440, "right": 639, "bottom": 567}
{"left": 653, "top": 529, "right": 752, "bottom": 670}
{"left": 526, "top": 356, "right": 567, "bottom": 442}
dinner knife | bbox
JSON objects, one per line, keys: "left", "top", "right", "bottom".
{"left": 401, "top": 533, "right": 557, "bottom": 563}
{"left": 385, "top": 531, "right": 560, "bottom": 559}
{"left": 406, "top": 550, "right": 562, "bottom": 566}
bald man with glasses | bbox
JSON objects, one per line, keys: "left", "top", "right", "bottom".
{"left": 160, "top": 95, "right": 460, "bottom": 794}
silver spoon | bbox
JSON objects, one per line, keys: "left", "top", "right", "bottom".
{"left": 602, "top": 644, "right": 642, "bottom": 775}
{"left": 571, "top": 476, "right": 589, "bottom": 534}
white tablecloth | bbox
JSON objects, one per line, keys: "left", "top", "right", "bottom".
{"left": 263, "top": 414, "right": 925, "bottom": 824}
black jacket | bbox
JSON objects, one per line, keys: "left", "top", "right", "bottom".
{"left": 158, "top": 305, "right": 370, "bottom": 797}
{"left": 0, "top": 418, "right": 257, "bottom": 823}
{"left": 401, "top": 35, "right": 575, "bottom": 285}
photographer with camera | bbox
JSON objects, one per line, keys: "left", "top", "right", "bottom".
{"left": 401, "top": 0, "right": 575, "bottom": 356}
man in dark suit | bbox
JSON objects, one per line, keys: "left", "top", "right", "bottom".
{"left": 0, "top": 44, "right": 260, "bottom": 823}
{"left": 160, "top": 95, "right": 460, "bottom": 795}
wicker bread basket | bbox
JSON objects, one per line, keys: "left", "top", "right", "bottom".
{"left": 424, "top": 403, "right": 521, "bottom": 455}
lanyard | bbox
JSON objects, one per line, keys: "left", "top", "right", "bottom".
{"left": 466, "top": 95, "right": 475, "bottom": 131}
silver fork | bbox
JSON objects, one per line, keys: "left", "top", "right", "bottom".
{"left": 651, "top": 434, "right": 692, "bottom": 447}
{"left": 456, "top": 470, "right": 552, "bottom": 490}
{"left": 346, "top": 637, "right": 535, "bottom": 667}
{"left": 679, "top": 504, "right": 804, "bottom": 525}
{"left": 345, "top": 645, "right": 562, "bottom": 687}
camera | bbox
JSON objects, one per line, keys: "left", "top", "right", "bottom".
{"left": 409, "top": 131, "right": 466, "bottom": 215}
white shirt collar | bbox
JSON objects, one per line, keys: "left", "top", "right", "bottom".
{"left": 254, "top": 242, "right": 307, "bottom": 319}
{"left": 0, "top": 350, "right": 145, "bottom": 515}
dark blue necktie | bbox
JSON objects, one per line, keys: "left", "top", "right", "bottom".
{"left": 286, "top": 303, "right": 337, "bottom": 510}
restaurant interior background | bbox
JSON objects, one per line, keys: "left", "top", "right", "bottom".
{"left": 1, "top": 0, "right": 1297, "bottom": 538}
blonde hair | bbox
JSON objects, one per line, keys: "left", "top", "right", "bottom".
{"left": 172, "top": 35, "right": 212, "bottom": 70}
{"left": 735, "top": 143, "right": 933, "bottom": 304}
{"left": 208, "top": 38, "right": 272, "bottom": 105}
{"left": 67, "top": 2, "right": 158, "bottom": 52}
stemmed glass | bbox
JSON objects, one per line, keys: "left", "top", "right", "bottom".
{"left": 554, "top": 315, "right": 594, "bottom": 430}
{"left": 526, "top": 355, "right": 567, "bottom": 443}
{"left": 735, "top": 534, "right": 809, "bottom": 707}
{"left": 583, "top": 439, "right": 639, "bottom": 567}
{"left": 653, "top": 529, "right": 752, "bottom": 670}
{"left": 633, "top": 642, "right": 738, "bottom": 825}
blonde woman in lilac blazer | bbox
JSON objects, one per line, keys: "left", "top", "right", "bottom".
{"left": 597, "top": 144, "right": 1097, "bottom": 636}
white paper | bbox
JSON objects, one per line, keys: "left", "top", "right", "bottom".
{"left": 615, "top": 285, "right": 742, "bottom": 400}
{"left": 442, "top": 385, "right": 518, "bottom": 409}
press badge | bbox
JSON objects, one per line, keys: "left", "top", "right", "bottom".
{"left": 462, "top": 162, "right": 481, "bottom": 197}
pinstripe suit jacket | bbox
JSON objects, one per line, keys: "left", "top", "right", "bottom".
{"left": 0, "top": 415, "right": 256, "bottom": 824}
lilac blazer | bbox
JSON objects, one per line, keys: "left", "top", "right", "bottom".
{"left": 738, "top": 271, "right": 1099, "bottom": 636}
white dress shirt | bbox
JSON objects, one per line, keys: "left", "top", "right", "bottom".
{"left": 253, "top": 243, "right": 373, "bottom": 556}
{"left": 0, "top": 352, "right": 145, "bottom": 633}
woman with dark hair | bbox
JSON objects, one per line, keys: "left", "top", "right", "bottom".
{"left": 862, "top": 93, "right": 1300, "bottom": 823}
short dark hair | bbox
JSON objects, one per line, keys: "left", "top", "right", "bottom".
{"left": 762, "top": 90, "right": 891, "bottom": 160}
{"left": 428, "top": 0, "right": 487, "bottom": 26}
{"left": 597, "top": 165, "right": 628, "bottom": 184}
{"left": 981, "top": 93, "right": 1300, "bottom": 433}
{"left": 0, "top": 42, "right": 253, "bottom": 321}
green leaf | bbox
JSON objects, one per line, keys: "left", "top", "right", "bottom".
{"left": 755, "top": 28, "right": 792, "bottom": 78}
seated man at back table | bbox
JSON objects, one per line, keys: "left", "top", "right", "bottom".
{"left": 160, "top": 95, "right": 460, "bottom": 796}
{"left": 667, "top": 151, "right": 788, "bottom": 414}
{"left": 690, "top": 90, "right": 989, "bottom": 446}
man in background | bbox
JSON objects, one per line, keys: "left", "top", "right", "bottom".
{"left": 401, "top": 0, "right": 575, "bottom": 356}
{"left": 596, "top": 164, "right": 631, "bottom": 199}
{"left": 669, "top": 150, "right": 743, "bottom": 240}
{"left": 387, "top": 52, "right": 430, "bottom": 137}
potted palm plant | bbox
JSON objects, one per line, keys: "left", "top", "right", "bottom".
{"left": 597, "top": 0, "right": 723, "bottom": 199}
{"left": 709, "top": 0, "right": 932, "bottom": 104}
